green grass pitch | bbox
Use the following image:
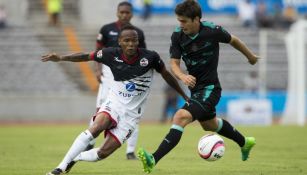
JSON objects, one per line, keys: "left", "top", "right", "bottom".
{"left": 0, "top": 123, "right": 306, "bottom": 175}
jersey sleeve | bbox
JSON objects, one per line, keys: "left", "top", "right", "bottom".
{"left": 90, "top": 49, "right": 106, "bottom": 63}
{"left": 169, "top": 32, "right": 181, "bottom": 59}
{"left": 213, "top": 25, "right": 231, "bottom": 43}
{"left": 152, "top": 51, "right": 165, "bottom": 73}
{"left": 96, "top": 26, "right": 107, "bottom": 49}
{"left": 138, "top": 30, "right": 147, "bottom": 49}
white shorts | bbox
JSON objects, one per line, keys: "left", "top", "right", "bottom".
{"left": 96, "top": 80, "right": 110, "bottom": 108}
{"left": 96, "top": 98, "right": 141, "bottom": 145}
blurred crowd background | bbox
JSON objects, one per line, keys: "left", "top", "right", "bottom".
{"left": 0, "top": 0, "right": 306, "bottom": 124}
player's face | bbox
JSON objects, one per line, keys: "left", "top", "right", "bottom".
{"left": 176, "top": 15, "right": 200, "bottom": 36}
{"left": 119, "top": 29, "right": 139, "bottom": 57}
{"left": 117, "top": 5, "right": 133, "bottom": 25}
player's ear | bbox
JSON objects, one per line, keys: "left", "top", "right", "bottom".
{"left": 192, "top": 16, "right": 200, "bottom": 22}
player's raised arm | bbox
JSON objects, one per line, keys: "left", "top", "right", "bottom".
{"left": 229, "top": 34, "right": 260, "bottom": 65}
{"left": 41, "top": 52, "right": 91, "bottom": 62}
{"left": 159, "top": 66, "right": 190, "bottom": 102}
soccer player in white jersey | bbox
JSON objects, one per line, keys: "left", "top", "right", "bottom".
{"left": 91, "top": 1, "right": 147, "bottom": 160}
{"left": 42, "top": 25, "right": 189, "bottom": 175}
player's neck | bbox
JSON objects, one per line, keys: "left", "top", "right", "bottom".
{"left": 190, "top": 22, "right": 201, "bottom": 36}
{"left": 125, "top": 55, "right": 135, "bottom": 60}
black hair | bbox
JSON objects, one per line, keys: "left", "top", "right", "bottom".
{"left": 117, "top": 1, "right": 133, "bottom": 10}
{"left": 175, "top": 0, "right": 202, "bottom": 20}
{"left": 119, "top": 24, "right": 138, "bottom": 36}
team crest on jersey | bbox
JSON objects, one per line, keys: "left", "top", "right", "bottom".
{"left": 140, "top": 58, "right": 148, "bottom": 67}
{"left": 126, "top": 82, "right": 136, "bottom": 92}
{"left": 109, "top": 31, "right": 118, "bottom": 36}
{"left": 97, "top": 50, "right": 103, "bottom": 58}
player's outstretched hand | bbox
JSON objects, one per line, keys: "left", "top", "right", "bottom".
{"left": 41, "top": 53, "right": 61, "bottom": 62}
{"left": 248, "top": 55, "right": 260, "bottom": 65}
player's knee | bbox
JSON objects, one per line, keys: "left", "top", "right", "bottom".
{"left": 172, "top": 109, "right": 193, "bottom": 127}
{"left": 200, "top": 118, "right": 218, "bottom": 131}
{"left": 88, "top": 126, "right": 102, "bottom": 138}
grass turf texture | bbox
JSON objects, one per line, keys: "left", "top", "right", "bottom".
{"left": 0, "top": 124, "right": 306, "bottom": 175}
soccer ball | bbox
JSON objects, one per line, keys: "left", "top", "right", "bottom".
{"left": 197, "top": 134, "right": 225, "bottom": 161}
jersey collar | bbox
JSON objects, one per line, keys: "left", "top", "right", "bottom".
{"left": 116, "top": 21, "right": 122, "bottom": 30}
{"left": 116, "top": 21, "right": 132, "bottom": 30}
{"left": 120, "top": 48, "right": 140, "bottom": 65}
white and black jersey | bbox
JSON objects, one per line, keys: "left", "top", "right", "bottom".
{"left": 95, "top": 22, "right": 147, "bottom": 108}
{"left": 90, "top": 47, "right": 164, "bottom": 111}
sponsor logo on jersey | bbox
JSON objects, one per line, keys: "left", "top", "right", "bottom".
{"left": 97, "top": 50, "right": 103, "bottom": 58}
{"left": 126, "top": 82, "right": 136, "bottom": 92}
{"left": 114, "top": 57, "right": 123, "bottom": 62}
{"left": 140, "top": 58, "right": 148, "bottom": 67}
{"left": 117, "top": 82, "right": 144, "bottom": 98}
{"left": 109, "top": 31, "right": 118, "bottom": 36}
{"left": 118, "top": 91, "right": 142, "bottom": 97}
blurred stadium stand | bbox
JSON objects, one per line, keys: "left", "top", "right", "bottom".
{"left": 0, "top": 0, "right": 295, "bottom": 122}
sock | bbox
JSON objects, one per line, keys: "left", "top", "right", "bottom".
{"left": 216, "top": 119, "right": 245, "bottom": 147}
{"left": 126, "top": 125, "right": 139, "bottom": 154}
{"left": 74, "top": 148, "right": 101, "bottom": 162}
{"left": 57, "top": 130, "right": 94, "bottom": 170}
{"left": 152, "top": 124, "right": 184, "bottom": 164}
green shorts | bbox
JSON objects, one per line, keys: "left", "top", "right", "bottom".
{"left": 182, "top": 85, "right": 221, "bottom": 121}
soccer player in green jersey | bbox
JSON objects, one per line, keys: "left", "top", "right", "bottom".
{"left": 138, "top": 0, "right": 258, "bottom": 173}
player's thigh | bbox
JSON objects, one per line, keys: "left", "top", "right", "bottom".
{"left": 89, "top": 112, "right": 114, "bottom": 137}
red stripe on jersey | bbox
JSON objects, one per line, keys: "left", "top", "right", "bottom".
{"left": 89, "top": 51, "right": 96, "bottom": 60}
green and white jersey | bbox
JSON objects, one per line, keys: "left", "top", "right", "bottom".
{"left": 170, "top": 21, "right": 231, "bottom": 92}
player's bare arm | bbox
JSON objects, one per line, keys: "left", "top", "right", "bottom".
{"left": 95, "top": 44, "right": 104, "bottom": 83}
{"left": 229, "top": 34, "right": 259, "bottom": 65}
{"left": 41, "top": 52, "right": 90, "bottom": 62}
{"left": 170, "top": 58, "right": 196, "bottom": 88}
{"left": 160, "top": 66, "right": 190, "bottom": 102}
{"left": 95, "top": 63, "right": 102, "bottom": 83}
